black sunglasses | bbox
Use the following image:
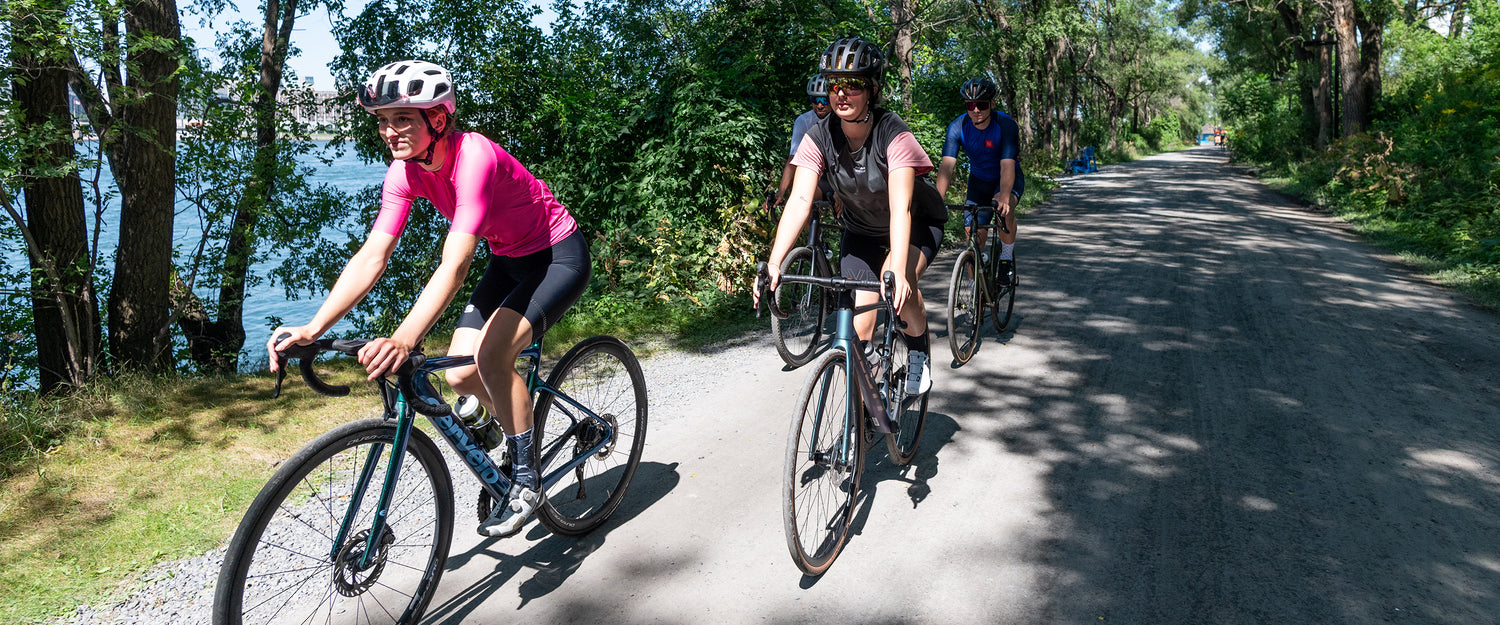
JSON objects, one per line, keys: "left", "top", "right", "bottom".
{"left": 966, "top": 101, "right": 991, "bottom": 111}
{"left": 811, "top": 96, "right": 830, "bottom": 106}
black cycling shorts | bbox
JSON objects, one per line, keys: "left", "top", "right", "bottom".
{"left": 457, "top": 229, "right": 591, "bottom": 337}
{"left": 964, "top": 176, "right": 1023, "bottom": 228}
{"left": 838, "top": 219, "right": 945, "bottom": 284}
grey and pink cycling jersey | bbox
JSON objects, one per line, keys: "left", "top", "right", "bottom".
{"left": 372, "top": 131, "right": 577, "bottom": 256}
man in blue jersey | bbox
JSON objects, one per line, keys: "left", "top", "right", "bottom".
{"left": 934, "top": 77, "right": 1024, "bottom": 286}
{"left": 775, "top": 75, "right": 834, "bottom": 208}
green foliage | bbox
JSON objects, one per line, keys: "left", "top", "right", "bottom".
{"left": 1220, "top": 74, "right": 1301, "bottom": 166}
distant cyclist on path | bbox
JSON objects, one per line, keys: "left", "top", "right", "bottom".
{"left": 267, "top": 60, "right": 590, "bottom": 539}
{"left": 760, "top": 36, "right": 948, "bottom": 395}
{"left": 934, "top": 77, "right": 1025, "bottom": 286}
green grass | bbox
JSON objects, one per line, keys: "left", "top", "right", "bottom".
{"left": 0, "top": 364, "right": 386, "bottom": 623}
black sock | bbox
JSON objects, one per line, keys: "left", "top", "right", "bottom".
{"left": 902, "top": 331, "right": 930, "bottom": 354}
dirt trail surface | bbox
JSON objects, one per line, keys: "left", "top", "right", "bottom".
{"left": 58, "top": 147, "right": 1500, "bottom": 624}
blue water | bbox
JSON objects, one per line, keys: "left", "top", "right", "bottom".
{"left": 3, "top": 140, "right": 389, "bottom": 369}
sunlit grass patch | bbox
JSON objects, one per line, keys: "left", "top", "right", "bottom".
{"left": 0, "top": 361, "right": 381, "bottom": 624}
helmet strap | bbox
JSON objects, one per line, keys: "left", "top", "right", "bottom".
{"left": 403, "top": 109, "right": 445, "bottom": 166}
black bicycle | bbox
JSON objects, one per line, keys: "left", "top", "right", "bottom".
{"left": 757, "top": 262, "right": 929, "bottom": 576}
{"left": 214, "top": 334, "right": 647, "bottom": 625}
{"left": 946, "top": 201, "right": 1016, "bottom": 363}
{"left": 769, "top": 198, "right": 843, "bottom": 367}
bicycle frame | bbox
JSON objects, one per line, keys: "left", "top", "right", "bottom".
{"left": 327, "top": 338, "right": 618, "bottom": 568}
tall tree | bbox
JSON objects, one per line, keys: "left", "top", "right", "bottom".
{"left": 87, "top": 0, "right": 181, "bottom": 372}
{"left": 175, "top": 0, "right": 306, "bottom": 372}
{"left": 5, "top": 0, "right": 101, "bottom": 391}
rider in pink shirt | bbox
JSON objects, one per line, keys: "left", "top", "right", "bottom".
{"left": 373, "top": 131, "right": 577, "bottom": 258}
{"left": 269, "top": 61, "right": 589, "bottom": 538}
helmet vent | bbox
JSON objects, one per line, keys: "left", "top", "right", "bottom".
{"left": 433, "top": 83, "right": 450, "bottom": 98}
{"left": 407, "top": 79, "right": 424, "bottom": 95}
{"left": 395, "top": 64, "right": 410, "bottom": 75}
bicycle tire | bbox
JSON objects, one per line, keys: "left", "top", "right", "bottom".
{"left": 771, "top": 246, "right": 827, "bottom": 367}
{"left": 533, "top": 335, "right": 648, "bottom": 536}
{"left": 214, "top": 418, "right": 454, "bottom": 625}
{"left": 783, "top": 349, "right": 863, "bottom": 576}
{"left": 947, "top": 248, "right": 981, "bottom": 363}
{"left": 992, "top": 253, "right": 1015, "bottom": 332}
{"left": 884, "top": 333, "right": 930, "bottom": 466}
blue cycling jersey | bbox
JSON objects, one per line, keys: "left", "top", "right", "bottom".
{"left": 942, "top": 112, "right": 1024, "bottom": 191}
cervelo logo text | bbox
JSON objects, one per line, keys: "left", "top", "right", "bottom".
{"left": 434, "top": 414, "right": 501, "bottom": 484}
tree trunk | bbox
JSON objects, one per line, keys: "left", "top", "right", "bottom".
{"left": 178, "top": 0, "right": 300, "bottom": 372}
{"left": 1332, "top": 0, "right": 1369, "bottom": 136}
{"left": 1313, "top": 23, "right": 1334, "bottom": 150}
{"left": 1356, "top": 7, "right": 1384, "bottom": 118}
{"left": 1450, "top": 0, "right": 1466, "bottom": 38}
{"left": 891, "top": 0, "right": 914, "bottom": 95}
{"left": 9, "top": 3, "right": 100, "bottom": 391}
{"left": 107, "top": 0, "right": 179, "bottom": 372}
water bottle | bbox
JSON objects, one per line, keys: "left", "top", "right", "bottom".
{"left": 455, "top": 395, "right": 504, "bottom": 451}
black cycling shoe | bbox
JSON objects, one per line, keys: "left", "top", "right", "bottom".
{"left": 996, "top": 260, "right": 1016, "bottom": 288}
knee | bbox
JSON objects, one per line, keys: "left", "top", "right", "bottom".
{"left": 446, "top": 366, "right": 481, "bottom": 394}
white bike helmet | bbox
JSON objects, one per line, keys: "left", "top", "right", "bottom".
{"left": 358, "top": 60, "right": 456, "bottom": 115}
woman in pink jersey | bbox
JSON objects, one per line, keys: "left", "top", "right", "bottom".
{"left": 267, "top": 61, "right": 588, "bottom": 537}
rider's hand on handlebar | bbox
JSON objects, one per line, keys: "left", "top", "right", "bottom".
{"left": 890, "top": 272, "right": 913, "bottom": 315}
{"left": 357, "top": 337, "right": 413, "bottom": 381}
{"left": 753, "top": 261, "right": 781, "bottom": 310}
{"left": 267, "top": 327, "right": 318, "bottom": 373}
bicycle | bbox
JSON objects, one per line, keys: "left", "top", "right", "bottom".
{"left": 946, "top": 201, "right": 1016, "bottom": 364}
{"left": 756, "top": 262, "right": 929, "bottom": 576}
{"left": 214, "top": 333, "right": 647, "bottom": 625}
{"left": 768, "top": 197, "right": 843, "bottom": 367}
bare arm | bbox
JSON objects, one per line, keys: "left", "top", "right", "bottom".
{"left": 935, "top": 155, "right": 958, "bottom": 200}
{"left": 775, "top": 157, "right": 797, "bottom": 206}
{"left": 268, "top": 232, "right": 398, "bottom": 370}
{"left": 996, "top": 159, "right": 1017, "bottom": 217}
{"left": 886, "top": 167, "right": 916, "bottom": 310}
{"left": 755, "top": 165, "right": 821, "bottom": 308}
{"left": 357, "top": 231, "right": 480, "bottom": 379}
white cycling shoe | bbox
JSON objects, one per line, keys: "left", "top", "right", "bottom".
{"left": 905, "top": 351, "right": 932, "bottom": 395}
{"left": 478, "top": 486, "right": 542, "bottom": 538}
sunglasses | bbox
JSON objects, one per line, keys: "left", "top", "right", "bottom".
{"left": 828, "top": 77, "right": 868, "bottom": 96}
{"left": 966, "top": 101, "right": 991, "bottom": 111}
{"left": 810, "top": 96, "right": 830, "bottom": 106}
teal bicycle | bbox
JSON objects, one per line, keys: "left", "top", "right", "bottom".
{"left": 757, "top": 262, "right": 929, "bottom": 575}
{"left": 214, "top": 334, "right": 647, "bottom": 625}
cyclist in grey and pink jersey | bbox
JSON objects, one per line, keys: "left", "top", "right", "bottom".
{"left": 268, "top": 60, "right": 589, "bottom": 539}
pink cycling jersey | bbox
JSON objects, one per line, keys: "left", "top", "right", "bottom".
{"left": 372, "top": 131, "right": 578, "bottom": 257}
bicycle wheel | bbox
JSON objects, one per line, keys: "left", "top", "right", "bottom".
{"left": 992, "top": 252, "right": 1016, "bottom": 332}
{"left": 534, "top": 335, "right": 648, "bottom": 536}
{"left": 215, "top": 419, "right": 454, "bottom": 625}
{"left": 884, "top": 331, "right": 930, "bottom": 466}
{"left": 783, "top": 349, "right": 863, "bottom": 576}
{"left": 947, "top": 248, "right": 981, "bottom": 363}
{"left": 771, "top": 246, "right": 827, "bottom": 367}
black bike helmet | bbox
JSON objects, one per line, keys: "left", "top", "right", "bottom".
{"left": 805, "top": 74, "right": 830, "bottom": 98}
{"left": 819, "top": 36, "right": 885, "bottom": 80}
{"left": 958, "top": 77, "right": 998, "bottom": 101}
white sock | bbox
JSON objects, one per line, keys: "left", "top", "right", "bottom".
{"left": 1000, "top": 242, "right": 1015, "bottom": 260}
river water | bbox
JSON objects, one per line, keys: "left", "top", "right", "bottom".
{"left": 3, "top": 140, "right": 389, "bottom": 370}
